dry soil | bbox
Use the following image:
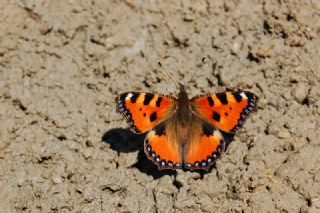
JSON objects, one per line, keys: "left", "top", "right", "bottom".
{"left": 0, "top": 0, "right": 320, "bottom": 212}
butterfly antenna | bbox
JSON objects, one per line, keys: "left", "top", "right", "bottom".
{"left": 188, "top": 56, "right": 206, "bottom": 84}
{"left": 158, "top": 62, "right": 179, "bottom": 89}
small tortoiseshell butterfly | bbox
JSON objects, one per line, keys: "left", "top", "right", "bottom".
{"left": 115, "top": 84, "right": 258, "bottom": 171}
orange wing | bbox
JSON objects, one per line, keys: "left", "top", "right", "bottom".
{"left": 184, "top": 122, "right": 225, "bottom": 170}
{"left": 191, "top": 91, "right": 258, "bottom": 133}
{"left": 144, "top": 123, "right": 182, "bottom": 170}
{"left": 116, "top": 92, "right": 176, "bottom": 133}
{"left": 144, "top": 118, "right": 225, "bottom": 171}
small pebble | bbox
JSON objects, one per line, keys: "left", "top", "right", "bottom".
{"left": 307, "top": 85, "right": 319, "bottom": 104}
{"left": 52, "top": 175, "right": 63, "bottom": 184}
{"left": 17, "top": 178, "right": 25, "bottom": 187}
{"left": 183, "top": 14, "right": 195, "bottom": 21}
{"left": 285, "top": 36, "right": 302, "bottom": 47}
{"left": 231, "top": 42, "right": 240, "bottom": 55}
{"left": 267, "top": 123, "right": 279, "bottom": 135}
{"left": 82, "top": 147, "right": 94, "bottom": 159}
{"left": 297, "top": 106, "right": 309, "bottom": 117}
{"left": 292, "top": 83, "right": 308, "bottom": 103}
{"left": 85, "top": 140, "right": 95, "bottom": 147}
{"left": 277, "top": 129, "right": 291, "bottom": 139}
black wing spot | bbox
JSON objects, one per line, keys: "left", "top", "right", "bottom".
{"left": 156, "top": 97, "right": 163, "bottom": 107}
{"left": 155, "top": 125, "right": 165, "bottom": 136}
{"left": 225, "top": 112, "right": 228, "bottom": 116}
{"left": 229, "top": 106, "right": 232, "bottom": 110}
{"left": 150, "top": 112, "right": 157, "bottom": 122}
{"left": 213, "top": 111, "right": 221, "bottom": 122}
{"left": 245, "top": 91, "right": 254, "bottom": 100}
{"left": 233, "top": 92, "right": 242, "bottom": 103}
{"left": 202, "top": 124, "right": 214, "bottom": 137}
{"left": 139, "top": 108, "right": 142, "bottom": 111}
{"left": 120, "top": 93, "right": 127, "bottom": 101}
{"left": 207, "top": 96, "right": 214, "bottom": 107}
{"left": 143, "top": 113, "right": 146, "bottom": 117}
{"left": 143, "top": 93, "right": 154, "bottom": 105}
{"left": 131, "top": 93, "right": 139, "bottom": 103}
{"left": 216, "top": 93, "right": 228, "bottom": 105}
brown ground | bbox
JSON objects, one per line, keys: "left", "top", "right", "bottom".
{"left": 0, "top": 1, "right": 320, "bottom": 212}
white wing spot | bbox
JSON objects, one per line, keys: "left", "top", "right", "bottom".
{"left": 126, "top": 93, "right": 133, "bottom": 100}
{"left": 240, "top": 92, "right": 247, "bottom": 99}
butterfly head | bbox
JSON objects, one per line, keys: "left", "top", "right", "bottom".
{"left": 178, "top": 84, "right": 188, "bottom": 101}
{"left": 179, "top": 83, "right": 186, "bottom": 92}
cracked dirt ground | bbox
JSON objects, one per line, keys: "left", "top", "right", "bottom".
{"left": 0, "top": 1, "right": 319, "bottom": 212}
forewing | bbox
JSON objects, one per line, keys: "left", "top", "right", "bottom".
{"left": 116, "top": 92, "right": 176, "bottom": 133}
{"left": 191, "top": 91, "right": 258, "bottom": 133}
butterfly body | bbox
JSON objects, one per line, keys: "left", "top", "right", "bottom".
{"left": 116, "top": 84, "right": 258, "bottom": 171}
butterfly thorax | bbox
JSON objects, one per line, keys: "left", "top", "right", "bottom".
{"left": 176, "top": 85, "right": 192, "bottom": 125}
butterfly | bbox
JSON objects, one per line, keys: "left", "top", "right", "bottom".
{"left": 115, "top": 84, "right": 258, "bottom": 171}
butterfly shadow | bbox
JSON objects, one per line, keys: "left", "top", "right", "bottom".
{"left": 102, "top": 128, "right": 235, "bottom": 179}
{"left": 102, "top": 128, "right": 176, "bottom": 179}
{"left": 221, "top": 131, "right": 235, "bottom": 151}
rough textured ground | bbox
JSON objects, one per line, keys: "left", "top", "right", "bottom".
{"left": 0, "top": 0, "right": 320, "bottom": 212}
